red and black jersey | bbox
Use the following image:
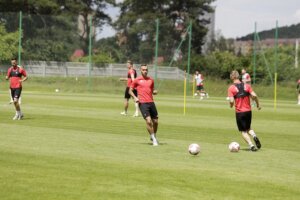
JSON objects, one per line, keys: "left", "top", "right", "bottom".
{"left": 7, "top": 66, "right": 27, "bottom": 89}
{"left": 127, "top": 68, "right": 137, "bottom": 87}
{"left": 228, "top": 82, "right": 253, "bottom": 113}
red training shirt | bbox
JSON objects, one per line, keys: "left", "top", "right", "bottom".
{"left": 7, "top": 66, "right": 27, "bottom": 89}
{"left": 131, "top": 76, "right": 154, "bottom": 103}
{"left": 127, "top": 68, "right": 136, "bottom": 87}
{"left": 227, "top": 83, "right": 253, "bottom": 113}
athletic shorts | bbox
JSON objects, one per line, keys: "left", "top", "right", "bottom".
{"left": 235, "top": 111, "right": 252, "bottom": 132}
{"left": 124, "top": 87, "right": 137, "bottom": 99}
{"left": 11, "top": 88, "right": 22, "bottom": 100}
{"left": 197, "top": 85, "right": 204, "bottom": 91}
{"left": 139, "top": 102, "right": 158, "bottom": 119}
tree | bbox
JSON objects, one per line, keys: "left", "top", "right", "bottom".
{"left": 0, "top": 0, "right": 114, "bottom": 60}
{"left": 0, "top": 24, "right": 19, "bottom": 62}
{"left": 114, "top": 0, "right": 215, "bottom": 63}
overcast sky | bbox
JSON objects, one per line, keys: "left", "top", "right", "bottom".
{"left": 98, "top": 0, "right": 300, "bottom": 39}
{"left": 213, "top": 0, "right": 300, "bottom": 38}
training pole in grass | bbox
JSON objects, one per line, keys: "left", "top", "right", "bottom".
{"left": 18, "top": 11, "right": 22, "bottom": 65}
{"left": 183, "top": 71, "right": 187, "bottom": 115}
{"left": 154, "top": 19, "right": 159, "bottom": 88}
{"left": 252, "top": 22, "right": 257, "bottom": 84}
{"left": 274, "top": 20, "right": 279, "bottom": 110}
{"left": 88, "top": 15, "right": 93, "bottom": 89}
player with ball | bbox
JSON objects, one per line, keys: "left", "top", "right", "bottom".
{"left": 227, "top": 70, "right": 262, "bottom": 152}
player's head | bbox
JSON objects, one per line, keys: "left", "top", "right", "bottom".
{"left": 127, "top": 60, "right": 133, "bottom": 69}
{"left": 241, "top": 68, "right": 246, "bottom": 74}
{"left": 11, "top": 58, "right": 17, "bottom": 67}
{"left": 230, "top": 70, "right": 240, "bottom": 80}
{"left": 195, "top": 70, "right": 199, "bottom": 75}
{"left": 140, "top": 64, "right": 148, "bottom": 77}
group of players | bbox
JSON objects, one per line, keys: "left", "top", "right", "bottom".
{"left": 5, "top": 58, "right": 300, "bottom": 151}
{"left": 120, "top": 60, "right": 263, "bottom": 151}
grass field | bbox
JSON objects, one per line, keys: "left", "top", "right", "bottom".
{"left": 0, "top": 78, "right": 299, "bottom": 200}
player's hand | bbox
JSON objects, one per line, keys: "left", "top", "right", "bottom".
{"left": 153, "top": 90, "right": 158, "bottom": 95}
{"left": 257, "top": 106, "right": 261, "bottom": 110}
{"left": 134, "top": 97, "right": 139, "bottom": 103}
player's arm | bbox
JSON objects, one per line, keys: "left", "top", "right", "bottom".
{"left": 229, "top": 97, "right": 234, "bottom": 108}
{"left": 5, "top": 68, "right": 11, "bottom": 80}
{"left": 129, "top": 87, "right": 139, "bottom": 102}
{"left": 20, "top": 76, "right": 28, "bottom": 82}
{"left": 250, "top": 91, "right": 261, "bottom": 110}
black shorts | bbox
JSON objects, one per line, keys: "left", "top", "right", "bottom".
{"left": 139, "top": 102, "right": 158, "bottom": 119}
{"left": 197, "top": 85, "right": 204, "bottom": 91}
{"left": 124, "top": 87, "right": 137, "bottom": 99}
{"left": 236, "top": 111, "right": 252, "bottom": 132}
{"left": 11, "top": 88, "right": 22, "bottom": 99}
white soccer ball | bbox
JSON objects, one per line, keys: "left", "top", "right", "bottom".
{"left": 194, "top": 93, "right": 198, "bottom": 96}
{"left": 188, "top": 143, "right": 200, "bottom": 155}
{"left": 228, "top": 142, "right": 240, "bottom": 152}
{"left": 55, "top": 89, "right": 59, "bottom": 92}
{"left": 226, "top": 97, "right": 230, "bottom": 101}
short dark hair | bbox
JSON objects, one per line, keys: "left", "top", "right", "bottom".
{"left": 11, "top": 58, "right": 17, "bottom": 61}
{"left": 127, "top": 60, "right": 133, "bottom": 65}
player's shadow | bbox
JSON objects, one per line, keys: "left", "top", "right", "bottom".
{"left": 139, "top": 142, "right": 167, "bottom": 146}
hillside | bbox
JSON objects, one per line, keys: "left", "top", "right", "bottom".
{"left": 238, "top": 23, "right": 300, "bottom": 41}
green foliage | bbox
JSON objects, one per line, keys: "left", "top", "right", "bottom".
{"left": 75, "top": 52, "right": 115, "bottom": 66}
{"left": 239, "top": 23, "right": 300, "bottom": 40}
{"left": 114, "top": 0, "right": 215, "bottom": 63}
{"left": 0, "top": 24, "right": 18, "bottom": 62}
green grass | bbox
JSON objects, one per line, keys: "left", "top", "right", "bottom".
{"left": 0, "top": 78, "right": 299, "bottom": 200}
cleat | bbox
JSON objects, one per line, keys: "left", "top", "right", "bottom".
{"left": 253, "top": 136, "right": 261, "bottom": 149}
{"left": 132, "top": 113, "right": 139, "bottom": 117}
{"left": 120, "top": 111, "right": 127, "bottom": 116}
{"left": 17, "top": 114, "right": 24, "bottom": 120}
{"left": 12, "top": 114, "right": 19, "bottom": 120}
{"left": 152, "top": 140, "right": 158, "bottom": 146}
{"left": 250, "top": 146, "right": 257, "bottom": 152}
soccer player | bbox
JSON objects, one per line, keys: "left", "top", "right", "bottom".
{"left": 227, "top": 70, "right": 262, "bottom": 151}
{"left": 120, "top": 60, "right": 139, "bottom": 117}
{"left": 194, "top": 70, "right": 209, "bottom": 100}
{"left": 6, "top": 58, "right": 28, "bottom": 120}
{"left": 129, "top": 64, "right": 159, "bottom": 146}
{"left": 297, "top": 79, "right": 300, "bottom": 105}
{"left": 241, "top": 68, "right": 251, "bottom": 84}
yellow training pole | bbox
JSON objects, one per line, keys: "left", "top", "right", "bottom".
{"left": 183, "top": 71, "right": 187, "bottom": 115}
{"left": 274, "top": 72, "right": 277, "bottom": 110}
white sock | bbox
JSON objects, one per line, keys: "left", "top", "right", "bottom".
{"left": 17, "top": 111, "right": 21, "bottom": 115}
{"left": 135, "top": 103, "right": 139, "bottom": 114}
{"left": 248, "top": 130, "right": 257, "bottom": 138}
{"left": 150, "top": 133, "right": 156, "bottom": 140}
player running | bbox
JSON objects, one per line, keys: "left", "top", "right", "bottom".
{"left": 241, "top": 68, "right": 251, "bottom": 84}
{"left": 227, "top": 70, "right": 261, "bottom": 151}
{"left": 129, "top": 64, "right": 159, "bottom": 146}
{"left": 120, "top": 60, "right": 139, "bottom": 117}
{"left": 194, "top": 70, "right": 209, "bottom": 100}
{"left": 6, "top": 58, "right": 28, "bottom": 120}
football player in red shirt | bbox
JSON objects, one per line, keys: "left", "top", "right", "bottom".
{"left": 129, "top": 64, "right": 159, "bottom": 146}
{"left": 6, "top": 58, "right": 28, "bottom": 120}
{"left": 227, "top": 70, "right": 261, "bottom": 151}
{"left": 241, "top": 68, "right": 251, "bottom": 84}
{"left": 120, "top": 60, "right": 139, "bottom": 117}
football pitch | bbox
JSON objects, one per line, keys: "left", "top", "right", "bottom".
{"left": 0, "top": 92, "right": 299, "bottom": 200}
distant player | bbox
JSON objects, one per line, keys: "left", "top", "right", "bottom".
{"left": 241, "top": 68, "right": 251, "bottom": 84}
{"left": 129, "top": 64, "right": 159, "bottom": 146}
{"left": 6, "top": 58, "right": 28, "bottom": 120}
{"left": 194, "top": 70, "right": 208, "bottom": 100}
{"left": 297, "top": 79, "right": 300, "bottom": 105}
{"left": 227, "top": 70, "right": 261, "bottom": 151}
{"left": 120, "top": 60, "right": 139, "bottom": 117}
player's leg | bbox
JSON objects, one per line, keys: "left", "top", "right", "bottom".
{"left": 248, "top": 129, "right": 261, "bottom": 149}
{"left": 133, "top": 89, "right": 139, "bottom": 117}
{"left": 298, "top": 92, "right": 300, "bottom": 105}
{"left": 121, "top": 87, "right": 130, "bottom": 115}
{"left": 9, "top": 89, "right": 13, "bottom": 104}
{"left": 236, "top": 112, "right": 256, "bottom": 151}
{"left": 12, "top": 88, "right": 23, "bottom": 120}
{"left": 140, "top": 103, "right": 158, "bottom": 146}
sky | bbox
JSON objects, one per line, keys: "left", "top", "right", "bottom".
{"left": 98, "top": 0, "right": 300, "bottom": 39}
{"left": 213, "top": 0, "right": 300, "bottom": 38}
